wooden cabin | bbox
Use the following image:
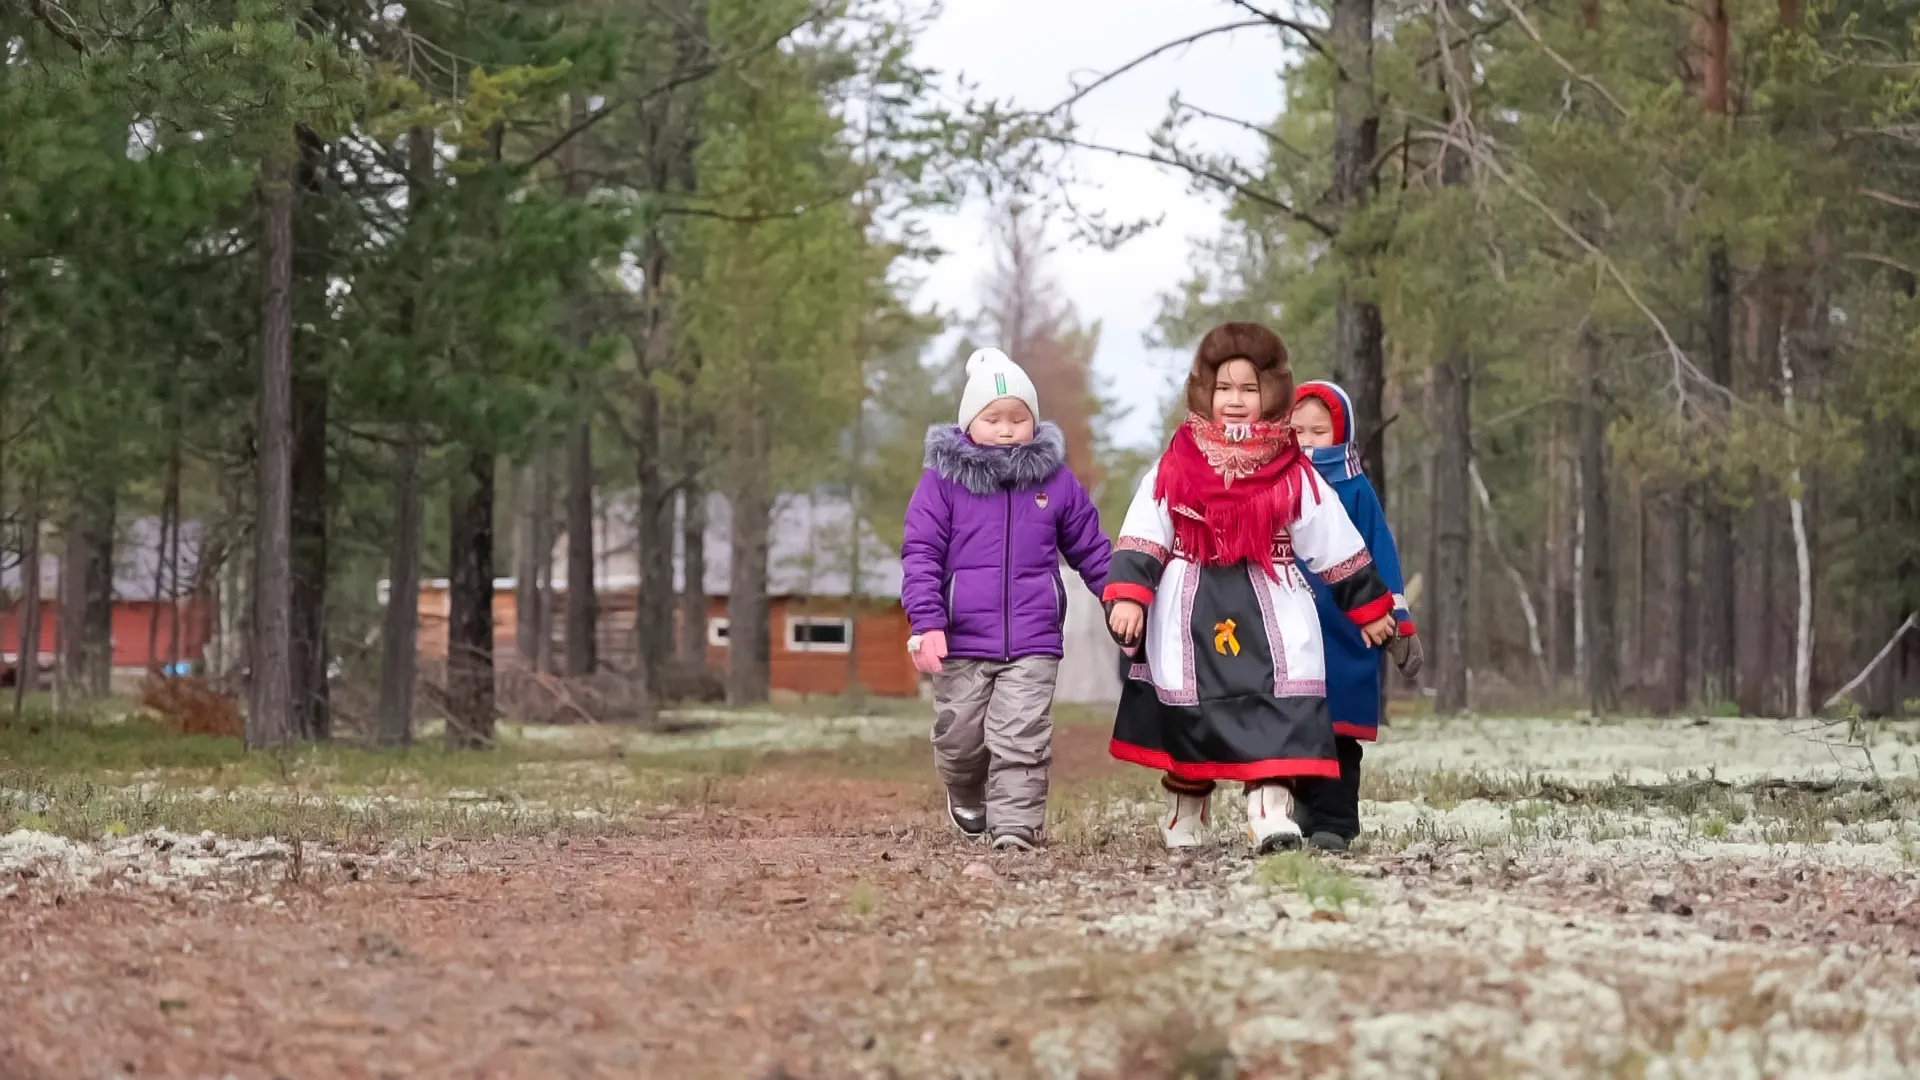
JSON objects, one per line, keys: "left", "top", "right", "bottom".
{"left": 407, "top": 491, "right": 919, "bottom": 698}
{"left": 0, "top": 516, "right": 216, "bottom": 686}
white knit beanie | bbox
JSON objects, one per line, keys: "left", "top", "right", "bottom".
{"left": 957, "top": 347, "right": 1040, "bottom": 430}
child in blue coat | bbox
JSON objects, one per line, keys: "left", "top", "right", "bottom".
{"left": 1291, "top": 381, "right": 1423, "bottom": 851}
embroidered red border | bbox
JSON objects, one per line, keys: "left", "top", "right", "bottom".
{"left": 1116, "top": 536, "right": 1170, "bottom": 563}
{"left": 1320, "top": 550, "right": 1373, "bottom": 583}
{"left": 1109, "top": 739, "right": 1342, "bottom": 781}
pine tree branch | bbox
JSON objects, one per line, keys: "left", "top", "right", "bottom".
{"left": 25, "top": 0, "right": 87, "bottom": 53}
{"left": 522, "top": 2, "right": 833, "bottom": 172}
{"left": 1032, "top": 132, "right": 1336, "bottom": 238}
{"left": 1411, "top": 128, "right": 1729, "bottom": 407}
{"left": 1493, "top": 0, "right": 1626, "bottom": 116}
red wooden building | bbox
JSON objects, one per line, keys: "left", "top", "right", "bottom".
{"left": 405, "top": 492, "right": 920, "bottom": 698}
{"left": 0, "top": 517, "right": 216, "bottom": 685}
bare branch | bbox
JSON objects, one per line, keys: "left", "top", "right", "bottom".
{"left": 1857, "top": 187, "right": 1920, "bottom": 212}
{"left": 1844, "top": 251, "right": 1920, "bottom": 276}
{"left": 1171, "top": 98, "right": 1313, "bottom": 161}
{"left": 1033, "top": 132, "right": 1336, "bottom": 238}
{"left": 1222, "top": 0, "right": 1333, "bottom": 61}
{"left": 1822, "top": 612, "right": 1918, "bottom": 713}
{"left": 1410, "top": 127, "right": 1728, "bottom": 405}
{"left": 26, "top": 0, "right": 88, "bottom": 52}
{"left": 1493, "top": 0, "right": 1627, "bottom": 116}
{"left": 1040, "top": 21, "right": 1269, "bottom": 117}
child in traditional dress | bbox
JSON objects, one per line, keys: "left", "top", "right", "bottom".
{"left": 1290, "top": 380, "right": 1423, "bottom": 852}
{"left": 1104, "top": 324, "right": 1397, "bottom": 853}
{"left": 901, "top": 347, "right": 1113, "bottom": 851}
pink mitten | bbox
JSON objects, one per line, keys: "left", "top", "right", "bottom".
{"left": 911, "top": 630, "right": 948, "bottom": 675}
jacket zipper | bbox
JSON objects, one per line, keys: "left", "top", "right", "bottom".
{"left": 1002, "top": 489, "right": 1013, "bottom": 661}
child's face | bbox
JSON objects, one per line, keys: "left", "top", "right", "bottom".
{"left": 1290, "top": 398, "right": 1336, "bottom": 449}
{"left": 967, "top": 399, "right": 1035, "bottom": 447}
{"left": 1210, "top": 359, "right": 1263, "bottom": 425}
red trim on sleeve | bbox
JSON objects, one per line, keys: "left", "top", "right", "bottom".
{"left": 1396, "top": 620, "right": 1417, "bottom": 638}
{"left": 1346, "top": 592, "right": 1394, "bottom": 627}
{"left": 1102, "top": 582, "right": 1155, "bottom": 607}
{"left": 1109, "top": 739, "right": 1343, "bottom": 781}
{"left": 1331, "top": 721, "right": 1379, "bottom": 742}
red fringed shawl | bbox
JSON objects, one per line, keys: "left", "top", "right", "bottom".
{"left": 1154, "top": 416, "right": 1317, "bottom": 580}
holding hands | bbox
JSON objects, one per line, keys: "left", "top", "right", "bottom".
{"left": 1108, "top": 600, "right": 1145, "bottom": 651}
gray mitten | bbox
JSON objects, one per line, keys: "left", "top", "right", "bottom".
{"left": 1390, "top": 630, "right": 1424, "bottom": 679}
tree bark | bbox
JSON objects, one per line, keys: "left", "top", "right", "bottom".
{"left": 249, "top": 153, "right": 297, "bottom": 750}
{"left": 678, "top": 445, "right": 709, "bottom": 667}
{"left": 1427, "top": 26, "right": 1472, "bottom": 715}
{"left": 446, "top": 448, "right": 497, "bottom": 748}
{"left": 514, "top": 458, "right": 552, "bottom": 669}
{"left": 14, "top": 488, "right": 39, "bottom": 714}
{"left": 376, "top": 429, "right": 422, "bottom": 747}
{"left": 1578, "top": 324, "right": 1618, "bottom": 714}
{"left": 1736, "top": 286, "right": 1782, "bottom": 715}
{"left": 561, "top": 94, "right": 600, "bottom": 679}
{"left": 288, "top": 124, "right": 332, "bottom": 743}
{"left": 726, "top": 487, "right": 773, "bottom": 706}
{"left": 1646, "top": 488, "right": 1691, "bottom": 716}
{"left": 146, "top": 450, "right": 176, "bottom": 672}
{"left": 289, "top": 363, "right": 329, "bottom": 740}
{"left": 1430, "top": 347, "right": 1472, "bottom": 714}
{"left": 1329, "top": 0, "right": 1386, "bottom": 501}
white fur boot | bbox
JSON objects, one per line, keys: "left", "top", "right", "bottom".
{"left": 1245, "top": 782, "right": 1304, "bottom": 854}
{"left": 1160, "top": 789, "right": 1212, "bottom": 849}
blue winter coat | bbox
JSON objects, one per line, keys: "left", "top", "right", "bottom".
{"left": 1295, "top": 381, "right": 1414, "bottom": 739}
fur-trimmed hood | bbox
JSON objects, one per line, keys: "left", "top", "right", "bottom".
{"left": 923, "top": 422, "right": 1068, "bottom": 496}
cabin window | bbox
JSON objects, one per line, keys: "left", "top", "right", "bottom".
{"left": 786, "top": 616, "right": 852, "bottom": 653}
{"left": 706, "top": 617, "right": 731, "bottom": 647}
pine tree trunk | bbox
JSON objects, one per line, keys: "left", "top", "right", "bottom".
{"left": 632, "top": 389, "right": 665, "bottom": 709}
{"left": 446, "top": 448, "right": 497, "bottom": 748}
{"left": 565, "top": 414, "right": 598, "bottom": 676}
{"left": 844, "top": 401, "right": 866, "bottom": 705}
{"left": 1579, "top": 324, "right": 1618, "bottom": 714}
{"left": 14, "top": 487, "right": 39, "bottom": 714}
{"left": 376, "top": 429, "right": 422, "bottom": 747}
{"left": 1696, "top": 0, "right": 1736, "bottom": 704}
{"left": 1736, "top": 284, "right": 1782, "bottom": 715}
{"left": 1329, "top": 0, "right": 1386, "bottom": 499}
{"left": 515, "top": 459, "right": 552, "bottom": 669}
{"left": 561, "top": 94, "right": 600, "bottom": 680}
{"left": 726, "top": 451, "right": 772, "bottom": 706}
{"left": 289, "top": 363, "right": 329, "bottom": 740}
{"left": 1430, "top": 347, "right": 1472, "bottom": 714}
{"left": 1427, "top": 39, "right": 1472, "bottom": 714}
{"left": 1647, "top": 489, "right": 1691, "bottom": 716}
{"left": 679, "top": 453, "right": 708, "bottom": 667}
{"left": 249, "top": 154, "right": 298, "bottom": 749}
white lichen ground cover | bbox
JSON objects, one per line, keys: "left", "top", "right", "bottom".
{"left": 4, "top": 711, "right": 1918, "bottom": 1079}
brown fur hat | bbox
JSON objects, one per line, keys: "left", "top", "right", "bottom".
{"left": 1183, "top": 322, "right": 1294, "bottom": 422}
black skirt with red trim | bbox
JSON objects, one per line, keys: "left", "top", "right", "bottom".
{"left": 1109, "top": 561, "right": 1340, "bottom": 783}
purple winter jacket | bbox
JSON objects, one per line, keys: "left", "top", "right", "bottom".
{"left": 901, "top": 423, "right": 1112, "bottom": 661}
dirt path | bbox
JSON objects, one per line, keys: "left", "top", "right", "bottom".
{"left": 6, "top": 717, "right": 1920, "bottom": 1079}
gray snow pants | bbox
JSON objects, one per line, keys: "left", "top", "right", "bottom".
{"left": 929, "top": 656, "right": 1059, "bottom": 834}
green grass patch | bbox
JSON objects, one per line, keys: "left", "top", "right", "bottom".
{"left": 1257, "top": 851, "right": 1370, "bottom": 911}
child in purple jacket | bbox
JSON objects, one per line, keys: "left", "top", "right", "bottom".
{"left": 901, "top": 348, "right": 1112, "bottom": 851}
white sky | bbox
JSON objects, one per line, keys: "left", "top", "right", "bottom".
{"left": 908, "top": 0, "right": 1290, "bottom": 449}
